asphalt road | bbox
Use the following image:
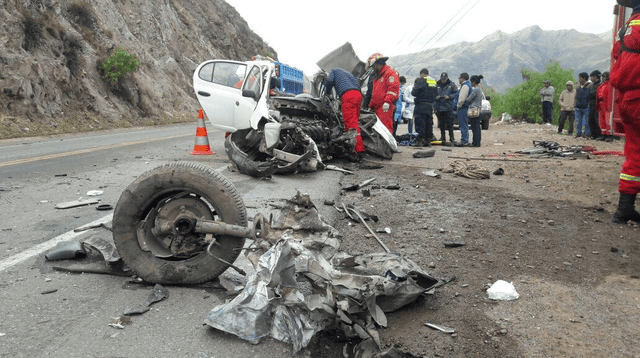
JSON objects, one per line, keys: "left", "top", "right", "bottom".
{"left": 0, "top": 124, "right": 344, "bottom": 357}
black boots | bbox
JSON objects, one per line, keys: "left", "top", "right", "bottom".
{"left": 411, "top": 136, "right": 431, "bottom": 147}
{"left": 613, "top": 193, "right": 640, "bottom": 224}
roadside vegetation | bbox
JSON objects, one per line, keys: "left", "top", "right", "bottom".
{"left": 490, "top": 61, "right": 575, "bottom": 123}
{"left": 100, "top": 47, "right": 140, "bottom": 84}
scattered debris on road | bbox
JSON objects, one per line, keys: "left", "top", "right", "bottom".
{"left": 441, "top": 160, "right": 491, "bottom": 179}
{"left": 55, "top": 198, "right": 100, "bottom": 209}
{"left": 487, "top": 280, "right": 519, "bottom": 301}
{"left": 425, "top": 322, "right": 456, "bottom": 334}
{"left": 204, "top": 192, "right": 439, "bottom": 354}
{"left": 44, "top": 241, "right": 86, "bottom": 261}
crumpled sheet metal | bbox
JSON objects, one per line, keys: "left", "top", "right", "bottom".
{"left": 204, "top": 230, "right": 438, "bottom": 353}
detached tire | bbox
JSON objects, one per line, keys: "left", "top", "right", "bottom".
{"left": 113, "top": 162, "right": 247, "bottom": 284}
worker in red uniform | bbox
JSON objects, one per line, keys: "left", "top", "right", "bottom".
{"left": 323, "top": 68, "right": 365, "bottom": 162}
{"left": 611, "top": 0, "right": 640, "bottom": 223}
{"left": 596, "top": 71, "right": 613, "bottom": 141}
{"left": 366, "top": 53, "right": 400, "bottom": 132}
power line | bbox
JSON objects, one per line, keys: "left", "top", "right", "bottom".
{"left": 403, "top": 0, "right": 482, "bottom": 69}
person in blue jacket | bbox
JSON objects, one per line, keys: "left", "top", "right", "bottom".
{"left": 393, "top": 76, "right": 406, "bottom": 137}
{"left": 434, "top": 72, "right": 458, "bottom": 143}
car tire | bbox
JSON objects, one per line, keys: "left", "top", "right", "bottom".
{"left": 482, "top": 117, "right": 490, "bottom": 130}
{"left": 112, "top": 161, "right": 247, "bottom": 284}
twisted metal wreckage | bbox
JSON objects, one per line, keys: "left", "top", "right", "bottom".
{"left": 63, "top": 161, "right": 442, "bottom": 356}
{"left": 192, "top": 43, "right": 399, "bottom": 178}
{"left": 203, "top": 191, "right": 439, "bottom": 354}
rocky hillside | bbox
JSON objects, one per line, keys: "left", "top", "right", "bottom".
{"left": 0, "top": 0, "right": 275, "bottom": 137}
{"left": 390, "top": 26, "right": 611, "bottom": 92}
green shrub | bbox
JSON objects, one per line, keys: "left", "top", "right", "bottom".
{"left": 101, "top": 48, "right": 140, "bottom": 83}
{"left": 491, "top": 61, "right": 575, "bottom": 123}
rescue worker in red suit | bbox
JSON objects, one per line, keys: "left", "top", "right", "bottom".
{"left": 596, "top": 71, "right": 614, "bottom": 141}
{"left": 323, "top": 68, "right": 365, "bottom": 162}
{"left": 366, "top": 53, "right": 399, "bottom": 133}
{"left": 611, "top": 0, "right": 640, "bottom": 223}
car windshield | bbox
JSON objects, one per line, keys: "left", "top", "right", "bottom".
{"left": 198, "top": 62, "right": 247, "bottom": 88}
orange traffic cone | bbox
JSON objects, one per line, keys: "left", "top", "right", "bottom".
{"left": 190, "top": 109, "right": 215, "bottom": 155}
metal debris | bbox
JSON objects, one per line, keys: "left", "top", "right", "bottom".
{"left": 123, "top": 306, "right": 151, "bottom": 316}
{"left": 82, "top": 235, "right": 121, "bottom": 262}
{"left": 55, "top": 198, "right": 100, "bottom": 209}
{"left": 145, "top": 284, "right": 169, "bottom": 307}
{"left": 204, "top": 193, "right": 438, "bottom": 354}
{"left": 516, "top": 140, "right": 592, "bottom": 158}
{"left": 424, "top": 322, "right": 456, "bottom": 334}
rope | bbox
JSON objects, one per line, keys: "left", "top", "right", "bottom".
{"left": 441, "top": 160, "right": 490, "bottom": 179}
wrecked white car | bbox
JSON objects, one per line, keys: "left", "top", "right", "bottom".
{"left": 192, "top": 51, "right": 397, "bottom": 178}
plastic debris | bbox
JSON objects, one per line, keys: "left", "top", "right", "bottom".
{"left": 86, "top": 190, "right": 104, "bottom": 196}
{"left": 412, "top": 150, "right": 436, "bottom": 158}
{"left": 422, "top": 170, "right": 441, "bottom": 179}
{"left": 487, "top": 280, "right": 519, "bottom": 301}
{"left": 44, "top": 241, "right": 86, "bottom": 261}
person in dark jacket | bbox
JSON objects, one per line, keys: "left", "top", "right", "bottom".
{"left": 323, "top": 68, "right": 365, "bottom": 161}
{"left": 574, "top": 72, "right": 592, "bottom": 138}
{"left": 411, "top": 68, "right": 438, "bottom": 147}
{"left": 588, "top": 70, "right": 602, "bottom": 139}
{"left": 434, "top": 72, "right": 458, "bottom": 143}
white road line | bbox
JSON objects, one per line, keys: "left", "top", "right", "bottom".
{"left": 0, "top": 214, "right": 113, "bottom": 272}
{"left": 0, "top": 165, "right": 230, "bottom": 273}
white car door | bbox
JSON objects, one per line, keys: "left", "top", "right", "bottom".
{"left": 193, "top": 60, "right": 258, "bottom": 132}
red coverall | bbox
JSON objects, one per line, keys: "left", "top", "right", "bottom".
{"left": 342, "top": 89, "right": 365, "bottom": 152}
{"left": 610, "top": 12, "right": 640, "bottom": 195}
{"left": 369, "top": 65, "right": 400, "bottom": 132}
{"left": 597, "top": 81, "right": 612, "bottom": 135}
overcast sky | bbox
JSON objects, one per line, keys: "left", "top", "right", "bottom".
{"left": 225, "top": 0, "right": 616, "bottom": 74}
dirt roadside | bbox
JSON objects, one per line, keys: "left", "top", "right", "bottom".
{"left": 309, "top": 120, "right": 640, "bottom": 357}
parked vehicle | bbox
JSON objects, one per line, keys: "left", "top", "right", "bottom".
{"left": 193, "top": 51, "right": 397, "bottom": 178}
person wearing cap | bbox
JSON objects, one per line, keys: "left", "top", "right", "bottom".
{"left": 557, "top": 81, "right": 577, "bottom": 135}
{"left": 588, "top": 70, "right": 603, "bottom": 139}
{"left": 411, "top": 68, "right": 438, "bottom": 147}
{"left": 539, "top": 80, "right": 555, "bottom": 124}
{"left": 323, "top": 68, "right": 365, "bottom": 162}
{"left": 596, "top": 71, "right": 614, "bottom": 141}
{"left": 575, "top": 72, "right": 592, "bottom": 138}
{"left": 454, "top": 72, "right": 473, "bottom": 146}
{"left": 434, "top": 72, "right": 458, "bottom": 143}
{"left": 610, "top": 0, "right": 640, "bottom": 223}
{"left": 366, "top": 53, "right": 400, "bottom": 133}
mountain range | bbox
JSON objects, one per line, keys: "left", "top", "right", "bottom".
{"left": 389, "top": 25, "right": 612, "bottom": 93}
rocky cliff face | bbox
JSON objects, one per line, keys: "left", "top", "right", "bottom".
{"left": 390, "top": 26, "right": 611, "bottom": 93}
{"left": 0, "top": 0, "right": 275, "bottom": 132}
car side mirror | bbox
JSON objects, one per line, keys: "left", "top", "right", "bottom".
{"left": 242, "top": 89, "right": 257, "bottom": 100}
{"left": 485, "top": 96, "right": 491, "bottom": 101}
